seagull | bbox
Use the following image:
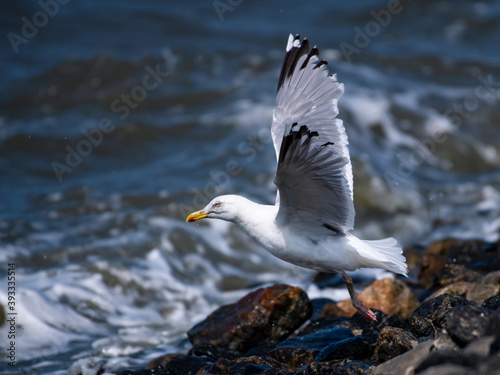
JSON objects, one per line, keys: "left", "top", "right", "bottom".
{"left": 186, "top": 34, "right": 408, "bottom": 322}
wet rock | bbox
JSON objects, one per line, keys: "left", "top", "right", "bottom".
{"left": 445, "top": 304, "right": 500, "bottom": 347}
{"left": 244, "top": 340, "right": 279, "bottom": 357}
{"left": 317, "top": 303, "right": 350, "bottom": 319}
{"left": 490, "top": 334, "right": 500, "bottom": 355}
{"left": 265, "top": 327, "right": 374, "bottom": 369}
{"left": 190, "top": 343, "right": 242, "bottom": 360}
{"left": 162, "top": 356, "right": 214, "bottom": 375}
{"left": 295, "top": 359, "right": 370, "bottom": 374}
{"left": 483, "top": 294, "right": 500, "bottom": 311}
{"left": 483, "top": 269, "right": 500, "bottom": 286}
{"left": 121, "top": 355, "right": 214, "bottom": 375}
{"left": 336, "top": 278, "right": 419, "bottom": 318}
{"left": 422, "top": 238, "right": 500, "bottom": 273}
{"left": 147, "top": 353, "right": 184, "bottom": 368}
{"left": 413, "top": 350, "right": 481, "bottom": 373}
{"left": 268, "top": 347, "right": 316, "bottom": 371}
{"left": 199, "top": 356, "right": 292, "bottom": 375}
{"left": 426, "top": 281, "right": 499, "bottom": 305}
{"left": 377, "top": 313, "right": 407, "bottom": 329}
{"left": 310, "top": 298, "right": 338, "bottom": 316}
{"left": 402, "top": 244, "right": 425, "bottom": 273}
{"left": 187, "top": 284, "right": 312, "bottom": 352}
{"left": 411, "top": 293, "right": 474, "bottom": 328}
{"left": 295, "top": 317, "right": 355, "bottom": 336}
{"left": 373, "top": 326, "right": 418, "bottom": 363}
{"left": 118, "top": 366, "right": 163, "bottom": 375}
{"left": 315, "top": 334, "right": 376, "bottom": 362}
{"left": 419, "top": 254, "right": 448, "bottom": 287}
{"left": 434, "top": 264, "right": 482, "bottom": 288}
{"left": 403, "top": 315, "right": 438, "bottom": 339}
{"left": 278, "top": 327, "right": 354, "bottom": 352}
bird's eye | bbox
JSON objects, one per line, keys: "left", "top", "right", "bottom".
{"left": 214, "top": 202, "right": 221, "bottom": 208}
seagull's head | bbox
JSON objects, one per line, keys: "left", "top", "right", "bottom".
{"left": 186, "top": 195, "right": 244, "bottom": 223}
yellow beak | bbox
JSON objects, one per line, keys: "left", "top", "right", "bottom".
{"left": 186, "top": 210, "right": 209, "bottom": 222}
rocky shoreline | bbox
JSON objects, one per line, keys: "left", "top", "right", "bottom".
{"left": 119, "top": 238, "right": 500, "bottom": 375}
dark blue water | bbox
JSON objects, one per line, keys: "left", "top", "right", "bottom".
{"left": 1, "top": 1, "right": 500, "bottom": 373}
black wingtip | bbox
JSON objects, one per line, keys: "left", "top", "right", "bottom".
{"left": 277, "top": 35, "right": 316, "bottom": 92}
{"left": 314, "top": 60, "right": 328, "bottom": 69}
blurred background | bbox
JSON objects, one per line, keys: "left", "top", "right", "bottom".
{"left": 1, "top": 0, "right": 500, "bottom": 373}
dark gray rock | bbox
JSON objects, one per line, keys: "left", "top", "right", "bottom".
{"left": 199, "top": 356, "right": 293, "bottom": 375}
{"left": 404, "top": 315, "right": 438, "bottom": 338}
{"left": 445, "top": 304, "right": 500, "bottom": 347}
{"left": 476, "top": 355, "right": 500, "bottom": 375}
{"left": 490, "top": 334, "right": 500, "bottom": 355}
{"left": 278, "top": 327, "right": 353, "bottom": 352}
{"left": 315, "top": 335, "right": 376, "bottom": 362}
{"left": 483, "top": 295, "right": 500, "bottom": 312}
{"left": 120, "top": 356, "right": 214, "bottom": 375}
{"left": 411, "top": 293, "right": 474, "bottom": 328}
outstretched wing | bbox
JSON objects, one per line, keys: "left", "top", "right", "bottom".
{"left": 272, "top": 34, "right": 354, "bottom": 234}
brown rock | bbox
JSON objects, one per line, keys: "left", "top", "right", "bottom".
{"left": 424, "top": 238, "right": 468, "bottom": 256}
{"left": 336, "top": 278, "right": 419, "bottom": 318}
{"left": 434, "top": 264, "right": 482, "bottom": 288}
{"left": 187, "top": 284, "right": 312, "bottom": 352}
{"left": 317, "top": 303, "right": 350, "bottom": 319}
{"left": 147, "top": 353, "right": 184, "bottom": 368}
{"left": 426, "top": 282, "right": 499, "bottom": 305}
{"left": 422, "top": 238, "right": 500, "bottom": 273}
{"left": 402, "top": 245, "right": 424, "bottom": 272}
{"left": 419, "top": 254, "right": 447, "bottom": 286}
{"left": 483, "top": 270, "right": 500, "bottom": 286}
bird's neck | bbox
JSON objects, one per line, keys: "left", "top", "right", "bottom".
{"left": 232, "top": 200, "right": 284, "bottom": 253}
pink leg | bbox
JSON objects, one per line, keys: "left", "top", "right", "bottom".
{"left": 341, "top": 271, "right": 377, "bottom": 323}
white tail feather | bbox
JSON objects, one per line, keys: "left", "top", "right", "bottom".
{"left": 348, "top": 234, "right": 408, "bottom": 276}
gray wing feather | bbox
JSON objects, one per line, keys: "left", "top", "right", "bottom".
{"left": 272, "top": 35, "right": 354, "bottom": 233}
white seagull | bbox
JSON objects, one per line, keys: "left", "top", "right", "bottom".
{"left": 187, "top": 34, "right": 408, "bottom": 322}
